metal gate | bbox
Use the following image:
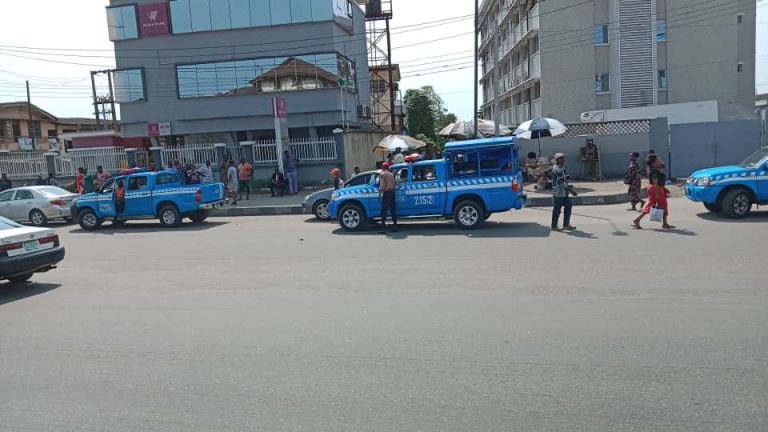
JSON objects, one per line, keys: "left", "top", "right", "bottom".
{"left": 669, "top": 120, "right": 762, "bottom": 178}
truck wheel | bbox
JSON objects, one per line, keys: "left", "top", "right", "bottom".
{"left": 78, "top": 208, "right": 102, "bottom": 231}
{"left": 313, "top": 199, "right": 330, "bottom": 220}
{"left": 29, "top": 209, "right": 48, "bottom": 227}
{"left": 189, "top": 211, "right": 208, "bottom": 223}
{"left": 339, "top": 204, "right": 366, "bottom": 232}
{"left": 721, "top": 189, "right": 752, "bottom": 219}
{"left": 8, "top": 273, "right": 33, "bottom": 284}
{"left": 704, "top": 203, "right": 721, "bottom": 212}
{"left": 159, "top": 205, "right": 183, "bottom": 228}
{"left": 454, "top": 200, "right": 484, "bottom": 230}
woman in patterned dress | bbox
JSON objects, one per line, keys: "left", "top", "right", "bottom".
{"left": 627, "top": 152, "right": 644, "bottom": 211}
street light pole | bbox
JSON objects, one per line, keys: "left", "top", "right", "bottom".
{"left": 474, "top": 0, "right": 479, "bottom": 139}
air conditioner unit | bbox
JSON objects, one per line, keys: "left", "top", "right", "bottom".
{"left": 357, "top": 104, "right": 372, "bottom": 118}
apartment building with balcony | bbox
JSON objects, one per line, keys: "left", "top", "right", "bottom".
{"left": 106, "top": 0, "right": 370, "bottom": 144}
{"left": 478, "top": 0, "right": 756, "bottom": 125}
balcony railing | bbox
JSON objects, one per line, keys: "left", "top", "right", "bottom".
{"left": 532, "top": 99, "right": 542, "bottom": 118}
{"left": 530, "top": 52, "right": 541, "bottom": 79}
{"left": 522, "top": 60, "right": 530, "bottom": 80}
{"left": 528, "top": 3, "right": 540, "bottom": 32}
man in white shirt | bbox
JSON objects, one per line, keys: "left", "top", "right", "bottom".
{"left": 393, "top": 147, "right": 405, "bottom": 164}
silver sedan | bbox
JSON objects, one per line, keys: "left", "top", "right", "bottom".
{"left": 0, "top": 186, "right": 80, "bottom": 227}
{"left": 303, "top": 170, "right": 380, "bottom": 220}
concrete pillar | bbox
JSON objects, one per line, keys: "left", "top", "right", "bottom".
{"left": 214, "top": 143, "right": 227, "bottom": 182}
{"left": 309, "top": 127, "right": 319, "bottom": 140}
{"left": 240, "top": 141, "right": 255, "bottom": 165}
{"left": 149, "top": 147, "right": 163, "bottom": 170}
{"left": 125, "top": 148, "right": 137, "bottom": 169}
{"left": 44, "top": 152, "right": 57, "bottom": 176}
{"left": 333, "top": 129, "right": 346, "bottom": 177}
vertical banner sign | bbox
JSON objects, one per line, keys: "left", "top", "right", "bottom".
{"left": 272, "top": 97, "right": 289, "bottom": 174}
{"left": 148, "top": 123, "right": 160, "bottom": 137}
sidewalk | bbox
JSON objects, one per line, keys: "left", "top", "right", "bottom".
{"left": 210, "top": 180, "right": 664, "bottom": 217}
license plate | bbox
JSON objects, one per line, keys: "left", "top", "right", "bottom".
{"left": 24, "top": 241, "right": 39, "bottom": 252}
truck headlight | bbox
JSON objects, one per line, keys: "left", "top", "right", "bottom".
{"left": 697, "top": 178, "right": 712, "bottom": 187}
{"left": 331, "top": 192, "right": 339, "bottom": 199}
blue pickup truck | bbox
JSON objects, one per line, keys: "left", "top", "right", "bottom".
{"left": 328, "top": 137, "right": 526, "bottom": 231}
{"left": 72, "top": 169, "right": 226, "bottom": 230}
{"left": 685, "top": 147, "right": 768, "bottom": 218}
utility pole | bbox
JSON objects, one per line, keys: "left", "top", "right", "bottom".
{"left": 386, "top": 17, "right": 396, "bottom": 132}
{"left": 26, "top": 81, "right": 35, "bottom": 149}
{"left": 474, "top": 0, "right": 479, "bottom": 138}
{"left": 90, "top": 71, "right": 101, "bottom": 129}
{"left": 107, "top": 70, "right": 118, "bottom": 131}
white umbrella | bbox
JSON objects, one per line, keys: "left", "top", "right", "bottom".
{"left": 514, "top": 117, "right": 568, "bottom": 156}
{"left": 374, "top": 135, "right": 426, "bottom": 153}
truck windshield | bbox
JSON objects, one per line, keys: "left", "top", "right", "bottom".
{"left": 739, "top": 147, "right": 768, "bottom": 168}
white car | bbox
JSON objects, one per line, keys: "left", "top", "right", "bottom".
{"left": 0, "top": 186, "right": 79, "bottom": 226}
{"left": 0, "top": 216, "right": 65, "bottom": 284}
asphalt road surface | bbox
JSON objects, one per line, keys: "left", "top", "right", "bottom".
{"left": 1, "top": 197, "right": 766, "bottom": 431}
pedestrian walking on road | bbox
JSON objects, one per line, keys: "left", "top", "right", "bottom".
{"left": 227, "top": 160, "right": 239, "bottom": 205}
{"left": 238, "top": 158, "right": 253, "bottom": 201}
{"left": 83, "top": 168, "right": 95, "bottom": 194}
{"left": 625, "top": 152, "right": 645, "bottom": 211}
{"left": 114, "top": 179, "right": 126, "bottom": 220}
{"left": 75, "top": 168, "right": 85, "bottom": 194}
{"left": 283, "top": 150, "right": 299, "bottom": 195}
{"left": 0, "top": 173, "right": 12, "bottom": 191}
{"left": 378, "top": 165, "right": 397, "bottom": 232}
{"left": 551, "top": 153, "right": 578, "bottom": 232}
{"left": 633, "top": 172, "right": 675, "bottom": 230}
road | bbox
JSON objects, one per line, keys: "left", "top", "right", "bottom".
{"left": 1, "top": 197, "right": 766, "bottom": 431}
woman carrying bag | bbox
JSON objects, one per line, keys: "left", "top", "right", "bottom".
{"left": 632, "top": 172, "right": 675, "bottom": 230}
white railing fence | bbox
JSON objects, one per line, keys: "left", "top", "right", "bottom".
{"left": 64, "top": 147, "right": 130, "bottom": 174}
{"left": 0, "top": 152, "right": 48, "bottom": 180}
{"left": 252, "top": 137, "right": 337, "bottom": 165}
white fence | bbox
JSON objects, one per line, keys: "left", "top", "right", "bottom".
{"left": 61, "top": 147, "right": 135, "bottom": 175}
{"left": 0, "top": 152, "right": 48, "bottom": 180}
{"left": 252, "top": 137, "right": 337, "bottom": 165}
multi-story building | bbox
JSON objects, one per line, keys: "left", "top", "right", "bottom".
{"left": 478, "top": 0, "right": 757, "bottom": 125}
{"left": 369, "top": 64, "right": 404, "bottom": 132}
{"left": 106, "top": 0, "right": 370, "bottom": 145}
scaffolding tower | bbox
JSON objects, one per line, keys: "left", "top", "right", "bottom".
{"left": 359, "top": 0, "right": 396, "bottom": 131}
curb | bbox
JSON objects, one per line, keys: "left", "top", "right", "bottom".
{"left": 526, "top": 190, "right": 645, "bottom": 207}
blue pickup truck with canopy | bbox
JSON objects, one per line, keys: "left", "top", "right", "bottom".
{"left": 328, "top": 136, "right": 527, "bottom": 231}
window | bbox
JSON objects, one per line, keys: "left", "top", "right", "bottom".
{"left": 0, "top": 191, "right": 13, "bottom": 202}
{"left": 14, "top": 190, "right": 33, "bottom": 200}
{"left": 113, "top": 69, "right": 145, "bottom": 103}
{"left": 595, "top": 73, "right": 610, "bottom": 93}
{"left": 127, "top": 176, "right": 148, "bottom": 191}
{"left": 370, "top": 79, "right": 387, "bottom": 93}
{"left": 737, "top": 13, "right": 743, "bottom": 24}
{"left": 11, "top": 121, "right": 20, "bottom": 137}
{"left": 106, "top": 5, "right": 139, "bottom": 41}
{"left": 594, "top": 24, "right": 608, "bottom": 44}
{"left": 394, "top": 167, "right": 409, "bottom": 183}
{"left": 155, "top": 173, "right": 179, "bottom": 185}
{"left": 169, "top": 0, "right": 333, "bottom": 34}
{"left": 658, "top": 69, "right": 667, "bottom": 89}
{"left": 412, "top": 165, "right": 437, "bottom": 182}
{"left": 177, "top": 53, "right": 355, "bottom": 99}
{"left": 655, "top": 19, "right": 666, "bottom": 41}
{"left": 101, "top": 178, "right": 116, "bottom": 193}
{"left": 0, "top": 120, "right": 5, "bottom": 138}
{"left": 0, "top": 216, "right": 22, "bottom": 229}
{"left": 30, "top": 121, "right": 42, "bottom": 137}
{"left": 346, "top": 174, "right": 371, "bottom": 187}
{"left": 737, "top": 62, "right": 744, "bottom": 73}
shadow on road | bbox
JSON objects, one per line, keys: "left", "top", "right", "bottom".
{"left": 70, "top": 221, "right": 229, "bottom": 235}
{"left": 333, "top": 221, "right": 552, "bottom": 239}
{"left": 0, "top": 283, "right": 61, "bottom": 306}
{"left": 696, "top": 210, "right": 768, "bottom": 223}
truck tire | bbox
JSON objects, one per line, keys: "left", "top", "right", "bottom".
{"left": 158, "top": 205, "right": 183, "bottom": 228}
{"left": 721, "top": 189, "right": 752, "bottom": 219}
{"left": 312, "top": 199, "right": 331, "bottom": 220}
{"left": 454, "top": 200, "right": 484, "bottom": 230}
{"left": 189, "top": 211, "right": 208, "bottom": 223}
{"left": 78, "top": 208, "right": 102, "bottom": 231}
{"left": 703, "top": 203, "right": 721, "bottom": 212}
{"left": 339, "top": 203, "right": 366, "bottom": 232}
{"left": 8, "top": 273, "right": 33, "bottom": 284}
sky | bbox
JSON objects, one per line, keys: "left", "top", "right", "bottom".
{"left": 0, "top": 0, "right": 764, "bottom": 122}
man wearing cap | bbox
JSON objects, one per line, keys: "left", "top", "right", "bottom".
{"left": 551, "top": 152, "right": 578, "bottom": 231}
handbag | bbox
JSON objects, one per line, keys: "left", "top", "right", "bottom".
{"left": 649, "top": 205, "right": 664, "bottom": 222}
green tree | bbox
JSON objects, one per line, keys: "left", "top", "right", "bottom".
{"left": 420, "top": 85, "right": 449, "bottom": 127}
{"left": 404, "top": 89, "right": 436, "bottom": 139}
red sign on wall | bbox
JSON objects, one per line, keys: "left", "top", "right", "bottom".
{"left": 273, "top": 97, "right": 288, "bottom": 119}
{"left": 148, "top": 123, "right": 160, "bottom": 137}
{"left": 138, "top": 3, "right": 170, "bottom": 37}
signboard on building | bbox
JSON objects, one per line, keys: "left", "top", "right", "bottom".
{"left": 48, "top": 138, "right": 60, "bottom": 152}
{"left": 272, "top": 97, "right": 288, "bottom": 119}
{"left": 159, "top": 123, "right": 172, "bottom": 136}
{"left": 138, "top": 3, "right": 170, "bottom": 37}
{"left": 148, "top": 122, "right": 171, "bottom": 137}
{"left": 18, "top": 137, "right": 33, "bottom": 151}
